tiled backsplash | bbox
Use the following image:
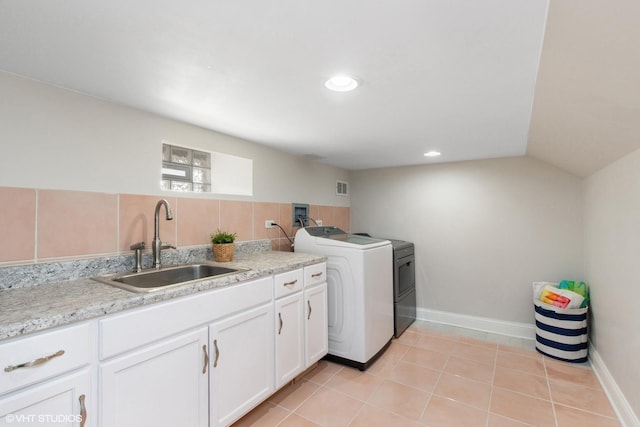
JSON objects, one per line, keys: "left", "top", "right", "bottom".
{"left": 0, "top": 187, "right": 350, "bottom": 265}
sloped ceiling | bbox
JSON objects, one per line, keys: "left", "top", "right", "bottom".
{"left": 527, "top": 0, "right": 640, "bottom": 177}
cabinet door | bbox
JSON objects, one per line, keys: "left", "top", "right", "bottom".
{"left": 209, "top": 303, "right": 274, "bottom": 427}
{"left": 99, "top": 327, "right": 209, "bottom": 427}
{"left": 275, "top": 292, "right": 304, "bottom": 389}
{"left": 305, "top": 283, "right": 328, "bottom": 366}
{"left": 0, "top": 369, "right": 91, "bottom": 426}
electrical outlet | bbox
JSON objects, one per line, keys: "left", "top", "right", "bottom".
{"left": 316, "top": 219, "right": 323, "bottom": 226}
{"left": 265, "top": 220, "right": 275, "bottom": 229}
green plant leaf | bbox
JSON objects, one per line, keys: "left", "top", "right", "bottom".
{"left": 210, "top": 229, "right": 237, "bottom": 244}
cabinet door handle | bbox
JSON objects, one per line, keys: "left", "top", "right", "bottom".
{"left": 283, "top": 279, "right": 298, "bottom": 287}
{"left": 311, "top": 272, "right": 323, "bottom": 278}
{"left": 213, "top": 339, "right": 219, "bottom": 368}
{"left": 4, "top": 349, "right": 65, "bottom": 372}
{"left": 278, "top": 312, "right": 283, "bottom": 335}
{"left": 307, "top": 300, "right": 312, "bottom": 320}
{"left": 79, "top": 394, "right": 87, "bottom": 427}
{"left": 202, "top": 344, "right": 209, "bottom": 374}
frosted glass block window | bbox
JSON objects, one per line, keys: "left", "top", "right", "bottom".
{"left": 161, "top": 142, "right": 211, "bottom": 193}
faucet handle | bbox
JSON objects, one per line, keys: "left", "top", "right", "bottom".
{"left": 130, "top": 241, "right": 146, "bottom": 251}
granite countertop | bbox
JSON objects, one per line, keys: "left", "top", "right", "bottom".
{"left": 0, "top": 251, "right": 326, "bottom": 342}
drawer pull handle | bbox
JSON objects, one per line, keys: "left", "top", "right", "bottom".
{"left": 213, "top": 339, "right": 220, "bottom": 368}
{"left": 202, "top": 345, "right": 209, "bottom": 374}
{"left": 311, "top": 272, "right": 323, "bottom": 278}
{"left": 79, "top": 394, "right": 87, "bottom": 427}
{"left": 283, "top": 279, "right": 298, "bottom": 287}
{"left": 278, "top": 312, "right": 283, "bottom": 335}
{"left": 4, "top": 349, "right": 65, "bottom": 372}
{"left": 307, "top": 300, "right": 312, "bottom": 320}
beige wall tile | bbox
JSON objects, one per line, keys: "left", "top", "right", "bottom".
{"left": 307, "top": 205, "right": 320, "bottom": 224}
{"left": 334, "top": 207, "right": 350, "bottom": 231}
{"left": 279, "top": 203, "right": 296, "bottom": 238}
{"left": 176, "top": 197, "right": 219, "bottom": 246}
{"left": 38, "top": 189, "right": 117, "bottom": 259}
{"left": 220, "top": 200, "right": 252, "bottom": 242}
{"left": 316, "top": 205, "right": 334, "bottom": 226}
{"left": 0, "top": 187, "right": 36, "bottom": 263}
{"left": 253, "top": 202, "right": 280, "bottom": 240}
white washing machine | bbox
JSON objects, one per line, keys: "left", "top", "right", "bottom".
{"left": 295, "top": 226, "right": 394, "bottom": 370}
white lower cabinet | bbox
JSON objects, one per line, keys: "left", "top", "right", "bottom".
{"left": 0, "top": 369, "right": 91, "bottom": 427}
{"left": 274, "top": 292, "right": 305, "bottom": 389}
{"left": 0, "top": 262, "right": 328, "bottom": 427}
{"left": 305, "top": 282, "right": 329, "bottom": 366}
{"left": 0, "top": 321, "right": 92, "bottom": 426}
{"left": 209, "top": 303, "right": 274, "bottom": 427}
{"left": 99, "top": 327, "right": 209, "bottom": 427}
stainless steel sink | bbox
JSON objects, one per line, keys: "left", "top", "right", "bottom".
{"left": 93, "top": 263, "right": 248, "bottom": 293}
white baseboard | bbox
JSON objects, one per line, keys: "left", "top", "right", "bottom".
{"left": 589, "top": 345, "right": 640, "bottom": 427}
{"left": 415, "top": 308, "right": 638, "bottom": 427}
{"left": 416, "top": 307, "right": 536, "bottom": 340}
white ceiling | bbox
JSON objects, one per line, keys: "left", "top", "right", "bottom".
{"left": 0, "top": 0, "right": 550, "bottom": 171}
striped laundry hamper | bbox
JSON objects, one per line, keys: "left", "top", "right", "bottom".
{"left": 533, "top": 299, "right": 588, "bottom": 363}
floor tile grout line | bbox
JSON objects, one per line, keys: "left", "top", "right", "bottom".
{"left": 271, "top": 363, "right": 345, "bottom": 420}
{"left": 276, "top": 411, "right": 317, "bottom": 427}
{"left": 544, "top": 356, "right": 561, "bottom": 427}
{"left": 553, "top": 402, "right": 623, "bottom": 421}
{"left": 418, "top": 354, "right": 446, "bottom": 424}
{"left": 486, "top": 342, "right": 498, "bottom": 427}
{"left": 271, "top": 380, "right": 323, "bottom": 414}
{"left": 487, "top": 412, "right": 536, "bottom": 426}
{"left": 495, "top": 363, "right": 549, "bottom": 380}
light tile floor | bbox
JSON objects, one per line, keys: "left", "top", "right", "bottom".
{"left": 232, "top": 321, "right": 621, "bottom": 427}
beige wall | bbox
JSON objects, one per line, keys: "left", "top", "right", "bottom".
{"left": 350, "top": 156, "right": 584, "bottom": 325}
{"left": 584, "top": 148, "right": 640, "bottom": 420}
{"left": 0, "top": 71, "right": 349, "bottom": 206}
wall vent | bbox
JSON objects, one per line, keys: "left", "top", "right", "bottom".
{"left": 336, "top": 181, "right": 348, "bottom": 196}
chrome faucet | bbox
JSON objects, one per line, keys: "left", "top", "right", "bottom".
{"left": 152, "top": 199, "right": 175, "bottom": 269}
{"left": 130, "top": 241, "right": 146, "bottom": 272}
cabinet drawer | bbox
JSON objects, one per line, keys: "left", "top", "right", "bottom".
{"left": 274, "top": 269, "right": 303, "bottom": 299}
{"left": 0, "top": 322, "right": 91, "bottom": 395}
{"left": 100, "top": 276, "right": 273, "bottom": 359}
{"left": 304, "top": 263, "right": 326, "bottom": 288}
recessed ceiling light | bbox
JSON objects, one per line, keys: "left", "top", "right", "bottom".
{"left": 424, "top": 151, "right": 441, "bottom": 157}
{"left": 325, "top": 75, "right": 358, "bottom": 92}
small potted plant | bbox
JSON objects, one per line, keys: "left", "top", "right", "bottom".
{"left": 210, "top": 229, "right": 237, "bottom": 262}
